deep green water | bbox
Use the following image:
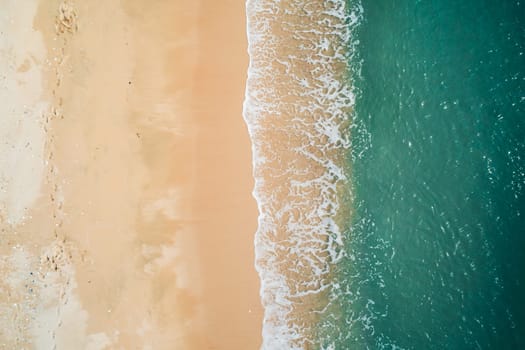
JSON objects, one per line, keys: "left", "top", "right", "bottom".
{"left": 330, "top": 0, "right": 525, "bottom": 348}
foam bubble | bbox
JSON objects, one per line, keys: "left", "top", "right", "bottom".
{"left": 243, "top": 0, "right": 363, "bottom": 348}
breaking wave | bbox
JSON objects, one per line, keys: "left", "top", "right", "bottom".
{"left": 243, "top": 0, "right": 362, "bottom": 348}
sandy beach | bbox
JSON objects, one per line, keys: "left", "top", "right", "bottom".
{"left": 0, "top": 0, "right": 262, "bottom": 349}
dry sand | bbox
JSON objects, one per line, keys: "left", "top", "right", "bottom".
{"left": 0, "top": 0, "right": 262, "bottom": 349}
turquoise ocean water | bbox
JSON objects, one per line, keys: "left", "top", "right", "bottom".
{"left": 245, "top": 0, "right": 524, "bottom": 348}
{"left": 330, "top": 0, "right": 525, "bottom": 348}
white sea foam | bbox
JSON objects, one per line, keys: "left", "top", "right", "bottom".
{"left": 243, "top": 0, "right": 363, "bottom": 348}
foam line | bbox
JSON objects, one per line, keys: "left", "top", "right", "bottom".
{"left": 243, "top": 0, "right": 363, "bottom": 348}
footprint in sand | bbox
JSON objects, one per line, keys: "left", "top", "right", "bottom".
{"left": 56, "top": 2, "right": 78, "bottom": 35}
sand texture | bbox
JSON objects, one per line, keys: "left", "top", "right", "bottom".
{"left": 0, "top": 0, "right": 262, "bottom": 349}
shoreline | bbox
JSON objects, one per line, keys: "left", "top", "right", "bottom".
{"left": 188, "top": 1, "right": 263, "bottom": 347}
{"left": 244, "top": 0, "right": 359, "bottom": 348}
{"left": 1, "top": 1, "right": 262, "bottom": 348}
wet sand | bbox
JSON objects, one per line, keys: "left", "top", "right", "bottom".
{"left": 0, "top": 0, "right": 261, "bottom": 349}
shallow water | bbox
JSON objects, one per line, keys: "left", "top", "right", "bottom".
{"left": 245, "top": 0, "right": 525, "bottom": 348}
{"left": 244, "top": 1, "right": 361, "bottom": 348}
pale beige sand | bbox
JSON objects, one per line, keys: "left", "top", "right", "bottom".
{"left": 0, "top": 0, "right": 262, "bottom": 349}
{"left": 0, "top": 0, "right": 48, "bottom": 226}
